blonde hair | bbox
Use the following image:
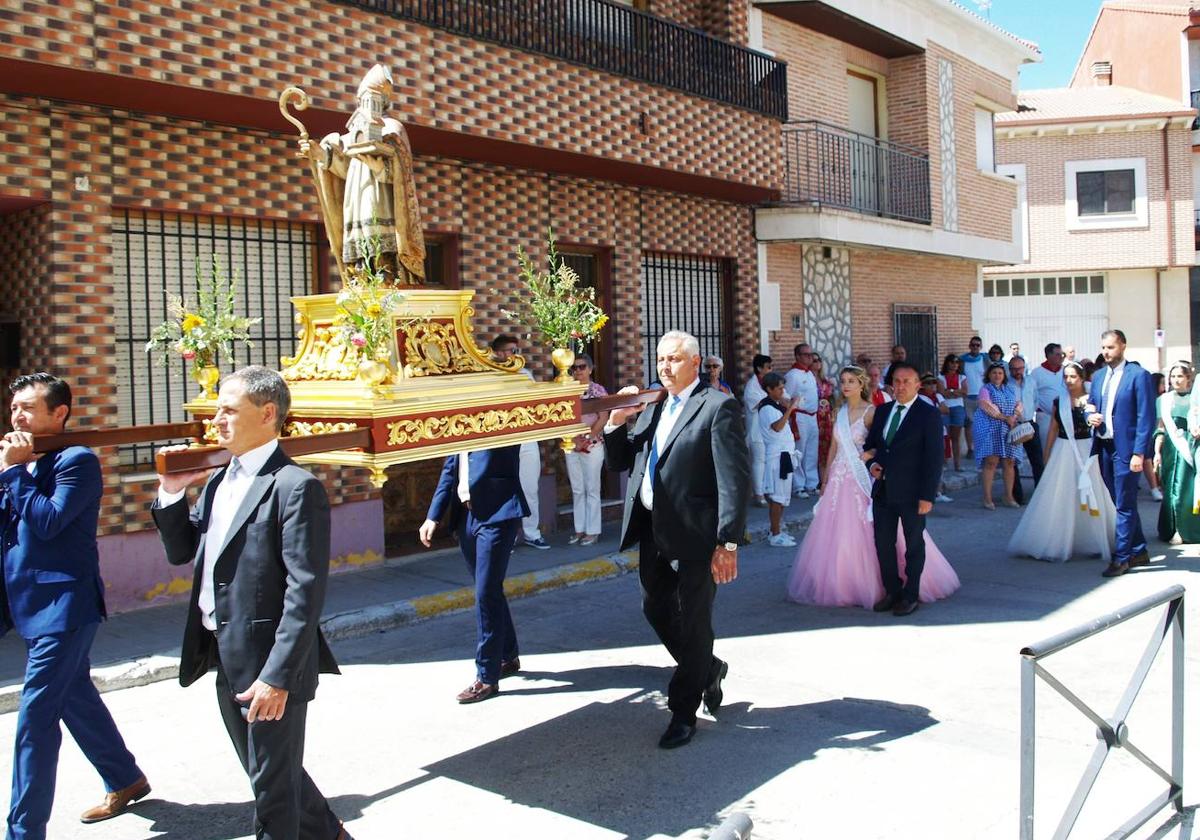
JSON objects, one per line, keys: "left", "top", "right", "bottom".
{"left": 839, "top": 366, "right": 870, "bottom": 402}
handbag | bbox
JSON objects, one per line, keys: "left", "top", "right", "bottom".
{"left": 1008, "top": 420, "right": 1035, "bottom": 445}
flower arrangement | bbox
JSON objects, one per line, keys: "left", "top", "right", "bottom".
{"left": 145, "top": 255, "right": 260, "bottom": 377}
{"left": 333, "top": 249, "right": 405, "bottom": 366}
{"left": 501, "top": 230, "right": 608, "bottom": 350}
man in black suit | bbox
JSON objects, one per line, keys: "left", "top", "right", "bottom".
{"left": 604, "top": 330, "right": 750, "bottom": 749}
{"left": 152, "top": 366, "right": 349, "bottom": 840}
{"left": 863, "top": 362, "right": 944, "bottom": 617}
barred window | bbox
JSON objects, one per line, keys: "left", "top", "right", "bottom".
{"left": 111, "top": 210, "right": 317, "bottom": 466}
{"left": 639, "top": 253, "right": 733, "bottom": 386}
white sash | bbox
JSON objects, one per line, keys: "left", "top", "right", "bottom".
{"left": 1159, "top": 392, "right": 1200, "bottom": 514}
{"left": 1056, "top": 389, "right": 1102, "bottom": 518}
{"left": 834, "top": 405, "right": 874, "bottom": 521}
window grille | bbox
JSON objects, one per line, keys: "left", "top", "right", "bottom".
{"left": 639, "top": 253, "right": 732, "bottom": 386}
{"left": 893, "top": 304, "right": 937, "bottom": 378}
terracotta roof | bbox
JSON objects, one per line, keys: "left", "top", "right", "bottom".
{"left": 945, "top": 1, "right": 1042, "bottom": 54}
{"left": 995, "top": 85, "right": 1195, "bottom": 124}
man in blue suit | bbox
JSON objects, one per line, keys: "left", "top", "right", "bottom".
{"left": 419, "top": 445, "right": 529, "bottom": 704}
{"left": 0, "top": 373, "right": 148, "bottom": 839}
{"left": 1087, "top": 329, "right": 1156, "bottom": 577}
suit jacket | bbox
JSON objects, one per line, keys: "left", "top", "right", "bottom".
{"left": 426, "top": 446, "right": 529, "bottom": 533}
{"left": 1088, "top": 361, "right": 1155, "bottom": 461}
{"left": 151, "top": 445, "right": 339, "bottom": 700}
{"left": 863, "top": 398, "right": 943, "bottom": 507}
{"left": 0, "top": 446, "right": 106, "bottom": 639}
{"left": 604, "top": 385, "right": 750, "bottom": 559}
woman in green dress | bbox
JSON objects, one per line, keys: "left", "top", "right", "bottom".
{"left": 1154, "top": 361, "right": 1200, "bottom": 543}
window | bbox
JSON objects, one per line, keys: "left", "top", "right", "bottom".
{"left": 422, "top": 234, "right": 459, "bottom": 288}
{"left": 974, "top": 107, "right": 995, "bottom": 172}
{"left": 639, "top": 253, "right": 732, "bottom": 386}
{"left": 981, "top": 274, "right": 1104, "bottom": 299}
{"left": 112, "top": 210, "right": 316, "bottom": 466}
{"left": 1064, "top": 158, "right": 1147, "bottom": 230}
{"left": 1076, "top": 169, "right": 1134, "bottom": 215}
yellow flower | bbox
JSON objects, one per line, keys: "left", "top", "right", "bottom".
{"left": 593, "top": 314, "right": 609, "bottom": 332}
{"left": 181, "top": 313, "right": 205, "bottom": 334}
{"left": 366, "top": 302, "right": 382, "bottom": 317}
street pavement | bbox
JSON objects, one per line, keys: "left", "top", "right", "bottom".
{"left": 4, "top": 476, "right": 1200, "bottom": 839}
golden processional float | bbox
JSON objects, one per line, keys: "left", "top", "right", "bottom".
{"left": 34, "top": 65, "right": 663, "bottom": 474}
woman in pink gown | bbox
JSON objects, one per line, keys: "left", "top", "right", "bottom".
{"left": 787, "top": 367, "right": 960, "bottom": 608}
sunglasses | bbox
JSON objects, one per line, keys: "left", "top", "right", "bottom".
{"left": 704, "top": 364, "right": 721, "bottom": 369}
{"left": 570, "top": 364, "right": 589, "bottom": 371}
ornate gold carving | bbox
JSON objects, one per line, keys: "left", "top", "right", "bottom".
{"left": 455, "top": 304, "right": 526, "bottom": 374}
{"left": 400, "top": 318, "right": 487, "bottom": 377}
{"left": 386, "top": 400, "right": 576, "bottom": 446}
{"left": 283, "top": 420, "right": 360, "bottom": 437}
{"left": 201, "top": 419, "right": 219, "bottom": 444}
{"left": 281, "top": 324, "right": 358, "bottom": 382}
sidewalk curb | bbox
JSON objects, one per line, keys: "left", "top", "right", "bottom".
{"left": 0, "top": 470, "right": 981, "bottom": 714}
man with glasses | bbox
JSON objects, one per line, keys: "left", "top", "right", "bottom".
{"left": 491, "top": 335, "right": 550, "bottom": 551}
{"left": 784, "top": 343, "right": 819, "bottom": 498}
{"left": 960, "top": 337, "right": 987, "bottom": 459}
{"left": 1008, "top": 356, "right": 1044, "bottom": 505}
{"left": 1030, "top": 343, "right": 1065, "bottom": 453}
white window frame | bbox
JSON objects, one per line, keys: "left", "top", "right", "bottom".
{"left": 1064, "top": 157, "right": 1148, "bottom": 231}
{"left": 974, "top": 107, "right": 996, "bottom": 173}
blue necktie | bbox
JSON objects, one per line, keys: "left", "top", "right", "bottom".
{"left": 647, "top": 396, "right": 681, "bottom": 486}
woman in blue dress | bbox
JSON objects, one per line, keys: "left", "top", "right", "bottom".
{"left": 973, "top": 362, "right": 1023, "bottom": 510}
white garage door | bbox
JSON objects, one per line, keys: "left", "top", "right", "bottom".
{"left": 978, "top": 273, "right": 1108, "bottom": 361}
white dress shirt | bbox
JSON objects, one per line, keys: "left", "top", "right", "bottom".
{"left": 885, "top": 395, "right": 920, "bottom": 439}
{"left": 783, "top": 367, "right": 817, "bottom": 414}
{"left": 457, "top": 451, "right": 471, "bottom": 503}
{"left": 158, "top": 438, "right": 279, "bottom": 631}
{"left": 630, "top": 378, "right": 701, "bottom": 510}
{"left": 1011, "top": 374, "right": 1038, "bottom": 421}
{"left": 1029, "top": 365, "right": 1063, "bottom": 417}
{"left": 1099, "top": 360, "right": 1126, "bottom": 440}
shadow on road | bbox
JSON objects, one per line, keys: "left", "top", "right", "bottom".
{"left": 425, "top": 662, "right": 936, "bottom": 838}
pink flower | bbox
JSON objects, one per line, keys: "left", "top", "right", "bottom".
{"left": 350, "top": 333, "right": 367, "bottom": 348}
{"left": 181, "top": 349, "right": 196, "bottom": 360}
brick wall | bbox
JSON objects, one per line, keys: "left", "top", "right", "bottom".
{"left": 0, "top": 94, "right": 758, "bottom": 538}
{"left": 761, "top": 16, "right": 851, "bottom": 128}
{"left": 7, "top": 0, "right": 779, "bottom": 191}
{"left": 765, "top": 242, "right": 803, "bottom": 363}
{"left": 993, "top": 123, "right": 1194, "bottom": 273}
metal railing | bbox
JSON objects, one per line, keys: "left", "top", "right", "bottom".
{"left": 781, "top": 121, "right": 931, "bottom": 224}
{"left": 1194, "top": 209, "right": 1200, "bottom": 251}
{"left": 1019, "top": 585, "right": 1184, "bottom": 840}
{"left": 336, "top": 0, "right": 788, "bottom": 119}
{"left": 1190, "top": 89, "right": 1200, "bottom": 128}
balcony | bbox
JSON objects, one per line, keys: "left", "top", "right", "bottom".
{"left": 781, "top": 120, "right": 931, "bottom": 225}
{"left": 338, "top": 0, "right": 789, "bottom": 119}
{"left": 1194, "top": 209, "right": 1200, "bottom": 251}
{"left": 1192, "top": 89, "right": 1200, "bottom": 129}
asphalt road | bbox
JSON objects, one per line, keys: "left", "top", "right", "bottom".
{"left": 6, "top": 484, "right": 1200, "bottom": 840}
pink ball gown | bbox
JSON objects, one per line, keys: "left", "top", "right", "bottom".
{"left": 786, "top": 407, "right": 960, "bottom": 609}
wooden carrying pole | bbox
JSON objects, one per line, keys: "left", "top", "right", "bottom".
{"left": 155, "top": 427, "right": 372, "bottom": 474}
{"left": 33, "top": 422, "right": 205, "bottom": 454}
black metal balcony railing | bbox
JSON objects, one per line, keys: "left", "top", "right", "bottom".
{"left": 337, "top": 0, "right": 788, "bottom": 119}
{"left": 782, "top": 120, "right": 931, "bottom": 225}
{"left": 1193, "top": 209, "right": 1199, "bottom": 251}
{"left": 1191, "top": 89, "right": 1200, "bottom": 129}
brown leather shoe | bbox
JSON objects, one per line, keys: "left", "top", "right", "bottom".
{"left": 1128, "top": 550, "right": 1150, "bottom": 568}
{"left": 456, "top": 680, "right": 498, "bottom": 704}
{"left": 79, "top": 776, "right": 151, "bottom": 823}
{"left": 499, "top": 657, "right": 521, "bottom": 678}
{"left": 1102, "top": 561, "right": 1129, "bottom": 578}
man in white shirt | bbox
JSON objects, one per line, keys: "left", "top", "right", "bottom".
{"left": 1008, "top": 356, "right": 1044, "bottom": 505}
{"left": 1029, "top": 343, "right": 1065, "bottom": 453}
{"left": 783, "top": 343, "right": 819, "bottom": 497}
{"left": 153, "top": 367, "right": 349, "bottom": 840}
{"left": 492, "top": 335, "right": 550, "bottom": 551}
{"left": 960, "top": 336, "right": 987, "bottom": 457}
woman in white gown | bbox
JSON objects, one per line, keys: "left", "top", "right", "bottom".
{"left": 1007, "top": 362, "right": 1116, "bottom": 562}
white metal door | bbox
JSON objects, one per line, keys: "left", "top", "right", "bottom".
{"left": 978, "top": 274, "right": 1108, "bottom": 361}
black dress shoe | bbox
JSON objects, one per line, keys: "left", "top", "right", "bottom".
{"left": 1128, "top": 551, "right": 1150, "bottom": 568}
{"left": 892, "top": 598, "right": 919, "bottom": 617}
{"left": 658, "top": 718, "right": 696, "bottom": 749}
{"left": 873, "top": 594, "right": 898, "bottom": 613}
{"left": 703, "top": 659, "right": 728, "bottom": 716}
{"left": 1102, "top": 561, "right": 1129, "bottom": 578}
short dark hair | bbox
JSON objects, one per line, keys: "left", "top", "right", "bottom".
{"left": 761, "top": 372, "right": 786, "bottom": 390}
{"left": 10, "top": 372, "right": 72, "bottom": 422}
{"left": 969, "top": 336, "right": 982, "bottom": 344}
{"left": 793, "top": 342, "right": 811, "bottom": 357}
{"left": 985, "top": 362, "right": 1008, "bottom": 386}
{"left": 491, "top": 334, "right": 519, "bottom": 351}
{"left": 891, "top": 344, "right": 905, "bottom": 353}
{"left": 888, "top": 361, "right": 920, "bottom": 380}
{"left": 1044, "top": 342, "right": 1062, "bottom": 358}
{"left": 1101, "top": 329, "right": 1127, "bottom": 344}
{"left": 752, "top": 353, "right": 771, "bottom": 372}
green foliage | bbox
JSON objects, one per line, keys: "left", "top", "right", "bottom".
{"left": 501, "top": 229, "right": 609, "bottom": 349}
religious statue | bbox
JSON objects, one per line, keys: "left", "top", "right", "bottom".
{"left": 290, "top": 65, "right": 426, "bottom": 285}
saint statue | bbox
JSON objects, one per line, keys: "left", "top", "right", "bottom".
{"left": 299, "top": 65, "right": 425, "bottom": 284}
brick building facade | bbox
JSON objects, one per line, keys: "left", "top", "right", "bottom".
{"left": 751, "top": 0, "right": 1037, "bottom": 376}
{"left": 1, "top": 0, "right": 784, "bottom": 611}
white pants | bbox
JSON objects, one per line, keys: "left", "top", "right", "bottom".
{"left": 518, "top": 441, "right": 541, "bottom": 540}
{"left": 565, "top": 443, "right": 605, "bottom": 536}
{"left": 764, "top": 446, "right": 794, "bottom": 506}
{"left": 748, "top": 435, "right": 767, "bottom": 497}
{"left": 792, "top": 414, "right": 819, "bottom": 492}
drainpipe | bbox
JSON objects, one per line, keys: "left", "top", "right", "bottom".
{"left": 1159, "top": 124, "right": 1174, "bottom": 373}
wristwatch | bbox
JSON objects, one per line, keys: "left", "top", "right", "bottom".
{"left": 722, "top": 542, "right": 738, "bottom": 552}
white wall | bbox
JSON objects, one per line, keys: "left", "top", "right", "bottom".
{"left": 1107, "top": 267, "right": 1190, "bottom": 369}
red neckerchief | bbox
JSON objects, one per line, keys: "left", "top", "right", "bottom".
{"left": 791, "top": 361, "right": 811, "bottom": 372}
{"left": 871, "top": 389, "right": 887, "bottom": 407}
{"left": 1041, "top": 361, "right": 1061, "bottom": 373}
